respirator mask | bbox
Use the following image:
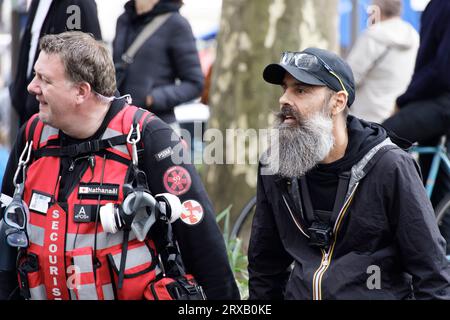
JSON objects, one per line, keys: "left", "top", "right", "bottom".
{"left": 99, "top": 183, "right": 182, "bottom": 241}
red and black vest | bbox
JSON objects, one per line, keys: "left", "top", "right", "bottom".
{"left": 19, "top": 105, "right": 160, "bottom": 300}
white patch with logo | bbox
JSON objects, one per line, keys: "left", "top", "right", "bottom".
{"left": 29, "top": 191, "right": 52, "bottom": 214}
{"left": 180, "top": 200, "right": 204, "bottom": 226}
{"left": 79, "top": 187, "right": 89, "bottom": 194}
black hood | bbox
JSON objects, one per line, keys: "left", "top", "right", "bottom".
{"left": 314, "top": 115, "right": 389, "bottom": 174}
{"left": 124, "top": 0, "right": 181, "bottom": 24}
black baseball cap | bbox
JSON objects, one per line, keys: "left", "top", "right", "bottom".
{"left": 263, "top": 47, "right": 355, "bottom": 107}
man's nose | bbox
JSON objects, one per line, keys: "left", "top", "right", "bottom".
{"left": 279, "top": 90, "right": 292, "bottom": 107}
{"left": 27, "top": 76, "right": 41, "bottom": 96}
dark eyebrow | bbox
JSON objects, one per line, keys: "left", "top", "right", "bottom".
{"left": 281, "top": 78, "right": 315, "bottom": 90}
{"left": 294, "top": 82, "right": 314, "bottom": 88}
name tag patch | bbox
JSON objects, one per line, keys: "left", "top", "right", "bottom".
{"left": 73, "top": 204, "right": 96, "bottom": 223}
{"left": 155, "top": 147, "right": 173, "bottom": 162}
{"left": 29, "top": 191, "right": 52, "bottom": 215}
{"left": 78, "top": 183, "right": 119, "bottom": 200}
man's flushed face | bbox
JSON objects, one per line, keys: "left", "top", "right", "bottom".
{"left": 265, "top": 73, "right": 336, "bottom": 177}
{"left": 27, "top": 52, "right": 78, "bottom": 128}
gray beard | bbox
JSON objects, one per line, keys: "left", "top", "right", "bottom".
{"left": 264, "top": 111, "right": 335, "bottom": 178}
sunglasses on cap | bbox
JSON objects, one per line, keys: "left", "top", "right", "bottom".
{"left": 280, "top": 52, "right": 349, "bottom": 97}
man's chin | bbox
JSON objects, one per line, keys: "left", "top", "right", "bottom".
{"left": 38, "top": 111, "right": 50, "bottom": 124}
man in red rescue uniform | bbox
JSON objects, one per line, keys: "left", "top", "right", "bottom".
{"left": 0, "top": 31, "right": 240, "bottom": 300}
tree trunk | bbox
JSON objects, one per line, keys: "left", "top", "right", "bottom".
{"left": 204, "top": 0, "right": 339, "bottom": 218}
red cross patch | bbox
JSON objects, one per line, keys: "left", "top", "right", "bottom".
{"left": 163, "top": 166, "right": 192, "bottom": 196}
{"left": 180, "top": 200, "right": 204, "bottom": 226}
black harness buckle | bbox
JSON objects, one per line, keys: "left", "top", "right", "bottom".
{"left": 17, "top": 253, "right": 39, "bottom": 299}
{"left": 169, "top": 277, "right": 206, "bottom": 300}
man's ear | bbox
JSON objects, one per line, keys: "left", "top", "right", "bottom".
{"left": 75, "top": 82, "right": 92, "bottom": 104}
{"left": 331, "top": 91, "right": 348, "bottom": 116}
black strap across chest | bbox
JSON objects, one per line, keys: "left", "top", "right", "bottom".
{"left": 31, "top": 108, "right": 153, "bottom": 160}
{"left": 295, "top": 171, "right": 351, "bottom": 228}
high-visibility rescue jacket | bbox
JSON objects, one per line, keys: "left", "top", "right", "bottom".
{"left": 19, "top": 105, "right": 159, "bottom": 300}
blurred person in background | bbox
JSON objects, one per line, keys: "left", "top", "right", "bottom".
{"left": 383, "top": 0, "right": 450, "bottom": 250}
{"left": 9, "top": 0, "right": 102, "bottom": 127}
{"left": 113, "top": 0, "right": 204, "bottom": 132}
{"left": 347, "top": 0, "right": 419, "bottom": 123}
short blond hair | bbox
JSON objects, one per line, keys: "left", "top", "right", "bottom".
{"left": 40, "top": 31, "right": 116, "bottom": 97}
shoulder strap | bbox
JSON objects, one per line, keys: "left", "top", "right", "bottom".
{"left": 289, "top": 178, "right": 306, "bottom": 221}
{"left": 24, "top": 115, "right": 42, "bottom": 166}
{"left": 136, "top": 112, "right": 154, "bottom": 165}
{"left": 298, "top": 176, "right": 315, "bottom": 224}
{"left": 329, "top": 172, "right": 351, "bottom": 227}
{"left": 25, "top": 115, "right": 41, "bottom": 145}
{"left": 121, "top": 13, "right": 173, "bottom": 64}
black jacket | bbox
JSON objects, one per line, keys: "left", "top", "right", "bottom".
{"left": 9, "top": 0, "right": 102, "bottom": 126}
{"left": 396, "top": 0, "right": 450, "bottom": 108}
{"left": 0, "top": 100, "right": 239, "bottom": 300}
{"left": 113, "top": 0, "right": 204, "bottom": 124}
{"left": 248, "top": 117, "right": 450, "bottom": 300}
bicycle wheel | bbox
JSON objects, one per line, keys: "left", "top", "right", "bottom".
{"left": 435, "top": 194, "right": 450, "bottom": 254}
{"left": 230, "top": 195, "right": 257, "bottom": 255}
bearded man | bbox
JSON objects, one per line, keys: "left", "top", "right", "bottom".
{"left": 248, "top": 48, "right": 450, "bottom": 300}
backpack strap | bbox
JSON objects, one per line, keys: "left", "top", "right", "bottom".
{"left": 132, "top": 109, "right": 154, "bottom": 164}
{"left": 25, "top": 114, "right": 42, "bottom": 149}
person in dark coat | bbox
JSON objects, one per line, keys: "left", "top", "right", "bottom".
{"left": 9, "top": 0, "right": 102, "bottom": 126}
{"left": 383, "top": 0, "right": 450, "bottom": 250}
{"left": 248, "top": 48, "right": 450, "bottom": 300}
{"left": 113, "top": 0, "right": 204, "bottom": 127}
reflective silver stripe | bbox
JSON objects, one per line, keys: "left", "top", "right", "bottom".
{"left": 40, "top": 125, "right": 59, "bottom": 145}
{"left": 77, "top": 283, "right": 98, "bottom": 300}
{"left": 29, "top": 224, "right": 45, "bottom": 247}
{"left": 30, "top": 224, "right": 136, "bottom": 250}
{"left": 65, "top": 231, "right": 136, "bottom": 251}
{"left": 154, "top": 265, "right": 163, "bottom": 277}
{"left": 102, "top": 284, "right": 115, "bottom": 300}
{"left": 112, "top": 245, "right": 152, "bottom": 271}
{"left": 349, "top": 138, "right": 394, "bottom": 198}
{"left": 101, "top": 128, "right": 129, "bottom": 155}
{"left": 73, "top": 254, "right": 94, "bottom": 274}
{"left": 29, "top": 285, "right": 47, "bottom": 300}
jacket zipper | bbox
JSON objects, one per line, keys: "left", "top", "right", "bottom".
{"left": 312, "top": 250, "right": 329, "bottom": 300}
{"left": 311, "top": 183, "right": 359, "bottom": 300}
